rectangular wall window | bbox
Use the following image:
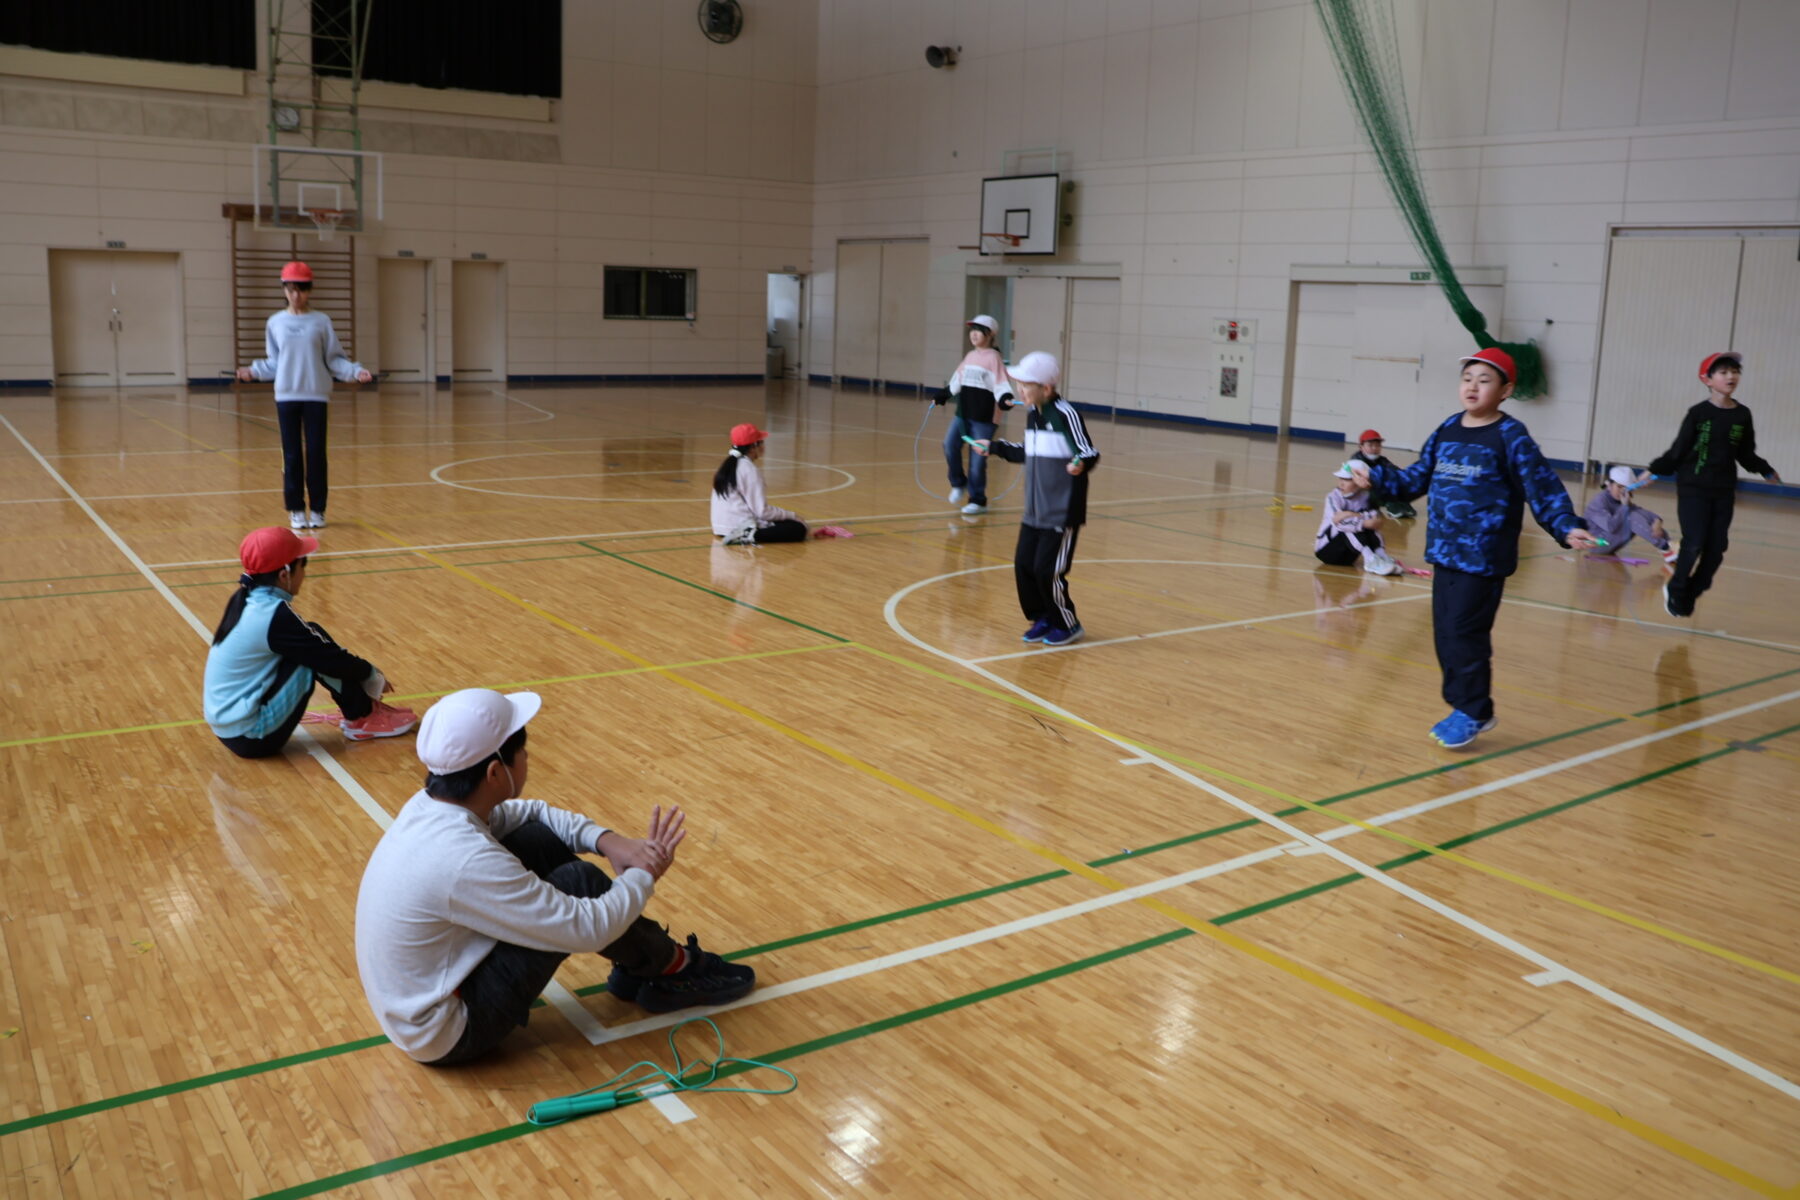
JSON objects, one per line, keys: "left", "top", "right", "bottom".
{"left": 603, "top": 267, "right": 697, "bottom": 320}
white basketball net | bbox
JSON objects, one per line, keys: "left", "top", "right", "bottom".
{"left": 307, "top": 208, "right": 345, "bottom": 242}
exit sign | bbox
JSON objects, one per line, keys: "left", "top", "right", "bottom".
{"left": 1409, "top": 270, "right": 1432, "bottom": 281}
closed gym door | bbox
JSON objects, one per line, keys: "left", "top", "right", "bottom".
{"left": 452, "top": 261, "right": 506, "bottom": 382}
{"left": 378, "top": 258, "right": 432, "bottom": 382}
{"left": 49, "top": 250, "right": 183, "bottom": 386}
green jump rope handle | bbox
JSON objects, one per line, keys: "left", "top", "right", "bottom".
{"left": 528, "top": 1091, "right": 622, "bottom": 1122}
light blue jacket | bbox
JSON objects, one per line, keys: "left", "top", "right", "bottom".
{"left": 248, "top": 310, "right": 364, "bottom": 402}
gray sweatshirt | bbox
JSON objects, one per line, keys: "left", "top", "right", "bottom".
{"left": 248, "top": 310, "right": 365, "bottom": 402}
{"left": 354, "top": 791, "right": 652, "bottom": 1061}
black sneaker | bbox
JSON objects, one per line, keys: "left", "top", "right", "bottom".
{"left": 606, "top": 934, "right": 755, "bottom": 1013}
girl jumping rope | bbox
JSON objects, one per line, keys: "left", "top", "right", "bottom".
{"left": 236, "top": 261, "right": 372, "bottom": 531}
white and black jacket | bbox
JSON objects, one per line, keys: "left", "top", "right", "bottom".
{"left": 989, "top": 398, "right": 1100, "bottom": 529}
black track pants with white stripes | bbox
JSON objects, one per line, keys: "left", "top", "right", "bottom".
{"left": 1015, "top": 523, "right": 1082, "bottom": 631}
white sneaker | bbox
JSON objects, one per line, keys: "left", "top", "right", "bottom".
{"left": 1363, "top": 550, "right": 1402, "bottom": 576}
{"left": 961, "top": 502, "right": 988, "bottom": 515}
{"left": 289, "top": 511, "right": 307, "bottom": 530}
{"left": 948, "top": 488, "right": 967, "bottom": 506}
{"left": 723, "top": 522, "right": 758, "bottom": 546}
{"left": 1662, "top": 543, "right": 1679, "bottom": 565}
{"left": 308, "top": 511, "right": 326, "bottom": 529}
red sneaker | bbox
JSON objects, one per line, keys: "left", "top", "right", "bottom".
{"left": 341, "top": 701, "right": 418, "bottom": 741}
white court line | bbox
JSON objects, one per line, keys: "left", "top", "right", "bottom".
{"left": 586, "top": 846, "right": 1294, "bottom": 1045}
{"left": 0, "top": 412, "right": 604, "bottom": 1043}
{"left": 639, "top": 1084, "right": 698, "bottom": 1124}
{"left": 1494, "top": 589, "right": 1800, "bottom": 657}
{"left": 140, "top": 491, "right": 1271, "bottom": 569}
{"left": 0, "top": 457, "right": 939, "bottom": 506}
{"left": 882, "top": 562, "right": 1800, "bottom": 1104}
{"left": 1287, "top": 686, "right": 1800, "bottom": 852}
{"left": 972, "top": 591, "right": 1431, "bottom": 662}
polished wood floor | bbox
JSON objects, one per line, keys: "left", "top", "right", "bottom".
{"left": 2, "top": 381, "right": 1798, "bottom": 1199}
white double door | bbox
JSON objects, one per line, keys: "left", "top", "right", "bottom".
{"left": 49, "top": 250, "right": 184, "bottom": 387}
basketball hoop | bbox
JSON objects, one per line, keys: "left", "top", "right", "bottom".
{"left": 306, "top": 208, "right": 347, "bottom": 242}
{"left": 981, "top": 232, "right": 1024, "bottom": 252}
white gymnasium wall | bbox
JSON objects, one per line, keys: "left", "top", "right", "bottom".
{"left": 805, "top": 0, "right": 1800, "bottom": 464}
{"left": 0, "top": 0, "right": 819, "bottom": 383}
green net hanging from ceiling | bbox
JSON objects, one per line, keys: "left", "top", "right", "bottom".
{"left": 1312, "top": 0, "right": 1545, "bottom": 397}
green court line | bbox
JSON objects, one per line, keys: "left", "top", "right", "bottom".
{"left": 580, "top": 541, "right": 851, "bottom": 643}
{"left": 251, "top": 931, "right": 1198, "bottom": 1200}
{"left": 0, "top": 1035, "right": 390, "bottom": 1138}
{"left": 246, "top": 723, "right": 1800, "bottom": 1198}
{"left": 1221, "top": 719, "right": 1800, "bottom": 921}
{"left": 7, "top": 704, "right": 1789, "bottom": 1144}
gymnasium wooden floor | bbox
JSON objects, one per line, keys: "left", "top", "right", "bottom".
{"left": 2, "top": 380, "right": 1798, "bottom": 1199}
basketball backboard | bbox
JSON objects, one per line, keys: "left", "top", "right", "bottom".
{"left": 250, "top": 144, "right": 384, "bottom": 237}
{"left": 979, "top": 173, "right": 1060, "bottom": 256}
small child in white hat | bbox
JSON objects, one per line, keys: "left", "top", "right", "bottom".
{"left": 1582, "top": 465, "right": 1675, "bottom": 565}
{"left": 1315, "top": 459, "right": 1401, "bottom": 576}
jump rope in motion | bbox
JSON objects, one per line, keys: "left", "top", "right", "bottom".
{"left": 911, "top": 399, "right": 1023, "bottom": 506}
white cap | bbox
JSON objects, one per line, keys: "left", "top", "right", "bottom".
{"left": 417, "top": 688, "right": 542, "bottom": 774}
{"left": 967, "top": 315, "right": 998, "bottom": 334}
{"left": 1334, "top": 459, "right": 1370, "bottom": 479}
{"left": 1607, "top": 465, "right": 1637, "bottom": 487}
{"left": 1009, "top": 350, "right": 1060, "bottom": 389}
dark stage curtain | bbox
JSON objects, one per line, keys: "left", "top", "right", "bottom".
{"left": 2, "top": 1, "right": 255, "bottom": 70}
{"left": 314, "top": 0, "right": 561, "bottom": 99}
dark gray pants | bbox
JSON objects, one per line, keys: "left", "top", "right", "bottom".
{"left": 427, "top": 820, "right": 678, "bottom": 1065}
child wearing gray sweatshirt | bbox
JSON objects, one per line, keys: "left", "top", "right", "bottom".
{"left": 236, "top": 261, "right": 371, "bottom": 530}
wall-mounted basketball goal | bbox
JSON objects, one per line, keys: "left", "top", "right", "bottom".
{"left": 250, "top": 143, "right": 384, "bottom": 241}
{"left": 979, "top": 173, "right": 1062, "bottom": 257}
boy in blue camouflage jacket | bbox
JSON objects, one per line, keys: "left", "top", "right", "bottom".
{"left": 1365, "top": 348, "right": 1596, "bottom": 749}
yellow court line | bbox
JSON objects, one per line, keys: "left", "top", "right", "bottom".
{"left": 124, "top": 406, "right": 252, "bottom": 468}
{"left": 847, "top": 640, "right": 1800, "bottom": 989}
{"left": 347, "top": 516, "right": 1783, "bottom": 1197}
{"left": 0, "top": 643, "right": 848, "bottom": 752}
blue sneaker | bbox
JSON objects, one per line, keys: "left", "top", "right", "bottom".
{"left": 1430, "top": 709, "right": 1496, "bottom": 749}
{"left": 1041, "top": 624, "right": 1085, "bottom": 647}
{"left": 1022, "top": 619, "right": 1053, "bottom": 643}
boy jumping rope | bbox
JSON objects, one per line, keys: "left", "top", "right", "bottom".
{"left": 1364, "top": 348, "right": 1596, "bottom": 748}
{"left": 971, "top": 352, "right": 1100, "bottom": 647}
{"left": 1649, "top": 352, "right": 1782, "bottom": 618}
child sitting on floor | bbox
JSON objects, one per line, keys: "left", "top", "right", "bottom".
{"left": 1315, "top": 460, "right": 1400, "bottom": 575}
{"left": 1583, "top": 465, "right": 1676, "bottom": 565}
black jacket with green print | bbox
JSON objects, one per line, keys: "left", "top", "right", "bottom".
{"left": 989, "top": 397, "right": 1100, "bottom": 529}
{"left": 1649, "top": 399, "right": 1776, "bottom": 491}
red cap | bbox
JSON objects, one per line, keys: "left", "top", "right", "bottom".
{"left": 729, "top": 422, "right": 769, "bottom": 447}
{"left": 280, "top": 261, "right": 314, "bottom": 283}
{"left": 239, "top": 526, "right": 318, "bottom": 574}
{"left": 1357, "top": 430, "right": 1383, "bottom": 444}
{"left": 1458, "top": 347, "right": 1515, "bottom": 383}
{"left": 1698, "top": 351, "right": 1741, "bottom": 380}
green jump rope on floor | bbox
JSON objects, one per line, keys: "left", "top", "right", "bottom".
{"left": 526, "top": 1018, "right": 797, "bottom": 1126}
